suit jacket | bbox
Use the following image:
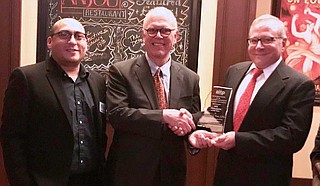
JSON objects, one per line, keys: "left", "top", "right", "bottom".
{"left": 311, "top": 118, "right": 320, "bottom": 186}
{"left": 214, "top": 61, "right": 315, "bottom": 186}
{"left": 106, "top": 55, "right": 201, "bottom": 186}
{"left": 0, "top": 57, "right": 107, "bottom": 186}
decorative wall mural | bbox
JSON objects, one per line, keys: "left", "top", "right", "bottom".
{"left": 273, "top": 0, "right": 320, "bottom": 105}
{"left": 37, "top": 0, "right": 201, "bottom": 77}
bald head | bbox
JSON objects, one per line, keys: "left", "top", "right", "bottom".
{"left": 51, "top": 18, "right": 85, "bottom": 35}
{"left": 47, "top": 18, "right": 87, "bottom": 70}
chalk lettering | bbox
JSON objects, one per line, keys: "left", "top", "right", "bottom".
{"left": 83, "top": 9, "right": 126, "bottom": 18}
{"left": 48, "top": 0, "right": 192, "bottom": 67}
{"left": 62, "top": 0, "right": 122, "bottom": 8}
{"left": 136, "top": 0, "right": 181, "bottom": 6}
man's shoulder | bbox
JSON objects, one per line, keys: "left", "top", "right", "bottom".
{"left": 172, "top": 61, "right": 197, "bottom": 75}
{"left": 109, "top": 56, "right": 146, "bottom": 75}
{"left": 113, "top": 56, "right": 144, "bottom": 67}
{"left": 277, "top": 61, "right": 313, "bottom": 82}
{"left": 229, "top": 61, "right": 252, "bottom": 69}
{"left": 19, "top": 61, "right": 46, "bottom": 71}
{"left": 87, "top": 68, "right": 106, "bottom": 84}
{"left": 12, "top": 61, "right": 47, "bottom": 77}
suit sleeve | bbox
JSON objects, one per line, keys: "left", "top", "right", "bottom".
{"left": 191, "top": 75, "right": 202, "bottom": 123}
{"left": 0, "top": 69, "right": 32, "bottom": 186}
{"left": 106, "top": 63, "right": 164, "bottom": 139}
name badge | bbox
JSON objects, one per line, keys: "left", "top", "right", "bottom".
{"left": 99, "top": 102, "right": 106, "bottom": 114}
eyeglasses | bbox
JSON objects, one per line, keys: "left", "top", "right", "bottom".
{"left": 247, "top": 37, "right": 283, "bottom": 45}
{"left": 144, "top": 28, "right": 175, "bottom": 38}
{"left": 51, "top": 31, "right": 87, "bottom": 41}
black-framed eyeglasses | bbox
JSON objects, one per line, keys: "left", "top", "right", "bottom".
{"left": 247, "top": 37, "right": 283, "bottom": 45}
{"left": 51, "top": 30, "right": 87, "bottom": 41}
{"left": 144, "top": 28, "right": 175, "bottom": 38}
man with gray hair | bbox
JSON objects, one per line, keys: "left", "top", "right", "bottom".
{"left": 189, "top": 14, "right": 314, "bottom": 186}
{"left": 106, "top": 7, "right": 202, "bottom": 186}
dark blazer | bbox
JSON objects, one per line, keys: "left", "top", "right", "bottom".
{"left": 214, "top": 61, "right": 315, "bottom": 186}
{"left": 311, "top": 119, "right": 320, "bottom": 183}
{"left": 0, "top": 58, "right": 107, "bottom": 186}
{"left": 106, "top": 55, "right": 201, "bottom": 186}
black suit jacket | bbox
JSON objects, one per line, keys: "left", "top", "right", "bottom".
{"left": 106, "top": 55, "right": 201, "bottom": 186}
{"left": 214, "top": 61, "right": 315, "bottom": 186}
{"left": 310, "top": 115, "right": 320, "bottom": 182}
{"left": 0, "top": 58, "right": 107, "bottom": 186}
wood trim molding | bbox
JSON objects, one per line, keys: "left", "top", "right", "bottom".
{"left": 291, "top": 178, "right": 312, "bottom": 186}
{"left": 0, "top": 0, "right": 21, "bottom": 117}
{"left": 0, "top": 1, "right": 21, "bottom": 186}
{"left": 187, "top": 0, "right": 202, "bottom": 72}
{"left": 11, "top": 0, "right": 21, "bottom": 70}
{"left": 212, "top": 0, "right": 256, "bottom": 85}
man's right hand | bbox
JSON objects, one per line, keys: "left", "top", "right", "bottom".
{"left": 163, "top": 109, "right": 195, "bottom": 136}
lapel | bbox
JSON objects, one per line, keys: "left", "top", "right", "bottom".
{"left": 168, "top": 62, "right": 182, "bottom": 108}
{"left": 45, "top": 58, "right": 72, "bottom": 125}
{"left": 225, "top": 63, "right": 251, "bottom": 132}
{"left": 240, "top": 61, "right": 287, "bottom": 131}
{"left": 134, "top": 56, "right": 158, "bottom": 109}
{"left": 229, "top": 64, "right": 251, "bottom": 91}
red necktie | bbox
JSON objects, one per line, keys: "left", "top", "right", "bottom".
{"left": 154, "top": 69, "right": 167, "bottom": 109}
{"left": 233, "top": 68, "right": 263, "bottom": 131}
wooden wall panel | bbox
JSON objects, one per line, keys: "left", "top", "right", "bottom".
{"left": 0, "top": 0, "right": 21, "bottom": 186}
{"left": 213, "top": 0, "right": 257, "bottom": 85}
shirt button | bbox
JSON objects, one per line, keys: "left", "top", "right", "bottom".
{"left": 80, "top": 160, "right": 83, "bottom": 164}
{"left": 80, "top": 141, "right": 84, "bottom": 144}
{"left": 79, "top": 121, "right": 83, "bottom": 124}
{"left": 77, "top": 101, "right": 81, "bottom": 105}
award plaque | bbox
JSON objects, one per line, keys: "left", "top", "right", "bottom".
{"left": 198, "top": 86, "right": 232, "bottom": 133}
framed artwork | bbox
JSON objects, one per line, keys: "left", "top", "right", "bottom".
{"left": 36, "top": 0, "right": 202, "bottom": 76}
{"left": 273, "top": 0, "right": 320, "bottom": 105}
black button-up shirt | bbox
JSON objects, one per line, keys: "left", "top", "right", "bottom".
{"left": 60, "top": 65, "right": 98, "bottom": 174}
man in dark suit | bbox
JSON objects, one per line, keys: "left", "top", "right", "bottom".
{"left": 1, "top": 18, "right": 107, "bottom": 186}
{"left": 189, "top": 14, "right": 315, "bottom": 186}
{"left": 311, "top": 127, "right": 320, "bottom": 186}
{"left": 106, "top": 7, "right": 201, "bottom": 186}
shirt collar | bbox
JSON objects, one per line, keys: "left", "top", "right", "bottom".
{"left": 146, "top": 53, "right": 171, "bottom": 78}
{"left": 79, "top": 64, "right": 89, "bottom": 79}
{"left": 248, "top": 57, "right": 282, "bottom": 78}
{"left": 50, "top": 57, "right": 89, "bottom": 79}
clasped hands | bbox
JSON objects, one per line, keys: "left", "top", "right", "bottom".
{"left": 188, "top": 130, "right": 236, "bottom": 150}
{"left": 162, "top": 108, "right": 236, "bottom": 150}
{"left": 163, "top": 108, "right": 195, "bottom": 136}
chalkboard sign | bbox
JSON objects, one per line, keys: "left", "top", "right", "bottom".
{"left": 37, "top": 0, "right": 201, "bottom": 76}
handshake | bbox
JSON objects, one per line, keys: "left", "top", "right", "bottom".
{"left": 163, "top": 108, "right": 196, "bottom": 136}
{"left": 162, "top": 108, "right": 236, "bottom": 150}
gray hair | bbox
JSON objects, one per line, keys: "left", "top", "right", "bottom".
{"left": 143, "top": 7, "right": 178, "bottom": 29}
{"left": 249, "top": 14, "right": 287, "bottom": 38}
